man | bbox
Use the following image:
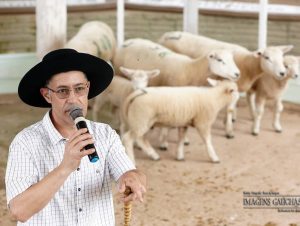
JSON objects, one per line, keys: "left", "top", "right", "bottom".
{"left": 5, "top": 49, "right": 146, "bottom": 226}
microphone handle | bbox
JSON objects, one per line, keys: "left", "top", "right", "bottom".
{"left": 75, "top": 120, "right": 99, "bottom": 163}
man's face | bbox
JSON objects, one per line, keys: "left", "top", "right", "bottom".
{"left": 40, "top": 71, "right": 89, "bottom": 126}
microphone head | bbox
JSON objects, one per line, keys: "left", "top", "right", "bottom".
{"left": 69, "top": 106, "right": 83, "bottom": 121}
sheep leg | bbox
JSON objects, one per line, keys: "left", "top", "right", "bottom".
{"left": 135, "top": 137, "right": 160, "bottom": 161}
{"left": 273, "top": 98, "right": 283, "bottom": 133}
{"left": 196, "top": 125, "right": 220, "bottom": 163}
{"left": 176, "top": 127, "right": 188, "bottom": 161}
{"left": 226, "top": 96, "right": 238, "bottom": 139}
{"left": 158, "top": 127, "right": 169, "bottom": 150}
{"left": 184, "top": 136, "right": 190, "bottom": 146}
{"left": 247, "top": 91, "right": 256, "bottom": 120}
{"left": 119, "top": 120, "right": 126, "bottom": 137}
{"left": 92, "top": 94, "right": 111, "bottom": 122}
{"left": 118, "top": 110, "right": 127, "bottom": 137}
{"left": 232, "top": 107, "right": 237, "bottom": 122}
{"left": 122, "top": 131, "right": 136, "bottom": 165}
{"left": 225, "top": 108, "right": 234, "bottom": 139}
{"left": 92, "top": 95, "right": 103, "bottom": 121}
{"left": 252, "top": 96, "right": 265, "bottom": 136}
{"left": 180, "top": 127, "right": 190, "bottom": 146}
{"left": 112, "top": 107, "right": 121, "bottom": 130}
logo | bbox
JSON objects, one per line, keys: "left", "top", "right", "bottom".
{"left": 243, "top": 191, "right": 300, "bottom": 213}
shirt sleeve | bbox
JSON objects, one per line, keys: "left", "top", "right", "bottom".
{"left": 5, "top": 137, "right": 39, "bottom": 204}
{"left": 106, "top": 127, "right": 135, "bottom": 182}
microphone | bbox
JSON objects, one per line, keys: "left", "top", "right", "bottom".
{"left": 69, "top": 106, "right": 99, "bottom": 163}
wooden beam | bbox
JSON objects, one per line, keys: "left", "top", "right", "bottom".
{"left": 258, "top": 0, "right": 268, "bottom": 49}
{"left": 117, "top": 0, "right": 124, "bottom": 47}
{"left": 36, "top": 0, "right": 67, "bottom": 60}
{"left": 183, "top": 0, "right": 198, "bottom": 34}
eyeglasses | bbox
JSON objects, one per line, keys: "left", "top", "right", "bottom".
{"left": 46, "top": 83, "right": 89, "bottom": 99}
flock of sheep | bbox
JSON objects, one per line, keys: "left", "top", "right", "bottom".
{"left": 65, "top": 21, "right": 299, "bottom": 165}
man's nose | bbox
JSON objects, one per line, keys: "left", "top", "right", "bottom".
{"left": 66, "top": 89, "right": 77, "bottom": 101}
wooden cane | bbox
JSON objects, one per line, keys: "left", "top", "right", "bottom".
{"left": 124, "top": 187, "right": 132, "bottom": 226}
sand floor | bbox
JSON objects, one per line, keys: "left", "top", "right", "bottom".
{"left": 0, "top": 94, "right": 300, "bottom": 226}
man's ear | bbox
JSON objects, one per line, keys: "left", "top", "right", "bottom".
{"left": 40, "top": 88, "right": 52, "bottom": 104}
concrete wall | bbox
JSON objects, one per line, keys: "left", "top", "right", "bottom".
{"left": 0, "top": 5, "right": 299, "bottom": 103}
{"left": 0, "top": 6, "right": 300, "bottom": 54}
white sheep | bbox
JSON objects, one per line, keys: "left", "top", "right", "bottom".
{"left": 92, "top": 67, "right": 160, "bottom": 133}
{"left": 113, "top": 38, "right": 240, "bottom": 149}
{"left": 113, "top": 38, "right": 240, "bottom": 86}
{"left": 121, "top": 79, "right": 239, "bottom": 164}
{"left": 65, "top": 21, "right": 116, "bottom": 61}
{"left": 158, "top": 32, "right": 293, "bottom": 138}
{"left": 158, "top": 31, "right": 248, "bottom": 58}
{"left": 223, "top": 45, "right": 293, "bottom": 138}
{"left": 247, "top": 55, "right": 300, "bottom": 135}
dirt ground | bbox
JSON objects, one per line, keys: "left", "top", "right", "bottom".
{"left": 0, "top": 94, "right": 300, "bottom": 226}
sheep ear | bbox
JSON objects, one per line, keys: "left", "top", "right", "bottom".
{"left": 119, "top": 66, "right": 134, "bottom": 78}
{"left": 277, "top": 45, "right": 294, "bottom": 54}
{"left": 146, "top": 69, "right": 160, "bottom": 78}
{"left": 207, "top": 78, "right": 218, "bottom": 87}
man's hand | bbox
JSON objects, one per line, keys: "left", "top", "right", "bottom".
{"left": 60, "top": 128, "right": 95, "bottom": 173}
{"left": 118, "top": 170, "right": 146, "bottom": 203}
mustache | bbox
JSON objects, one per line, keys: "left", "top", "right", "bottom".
{"left": 65, "top": 104, "right": 83, "bottom": 113}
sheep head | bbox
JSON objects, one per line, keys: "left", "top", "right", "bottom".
{"left": 254, "top": 45, "right": 293, "bottom": 80}
{"left": 207, "top": 49, "right": 240, "bottom": 81}
{"left": 120, "top": 66, "right": 160, "bottom": 90}
{"left": 283, "top": 55, "right": 300, "bottom": 80}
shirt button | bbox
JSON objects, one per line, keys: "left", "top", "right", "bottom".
{"left": 79, "top": 208, "right": 82, "bottom": 212}
{"left": 96, "top": 169, "right": 100, "bottom": 174}
{"left": 78, "top": 188, "right": 81, "bottom": 191}
{"left": 77, "top": 168, "right": 80, "bottom": 171}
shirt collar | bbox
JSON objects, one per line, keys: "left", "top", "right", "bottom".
{"left": 42, "top": 110, "right": 66, "bottom": 145}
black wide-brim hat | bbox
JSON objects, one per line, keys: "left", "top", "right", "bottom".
{"left": 18, "top": 48, "right": 114, "bottom": 108}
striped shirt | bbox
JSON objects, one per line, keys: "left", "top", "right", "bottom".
{"left": 5, "top": 111, "right": 135, "bottom": 226}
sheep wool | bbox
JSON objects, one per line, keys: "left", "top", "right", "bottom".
{"left": 65, "top": 21, "right": 116, "bottom": 61}
{"left": 121, "top": 79, "right": 239, "bottom": 164}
